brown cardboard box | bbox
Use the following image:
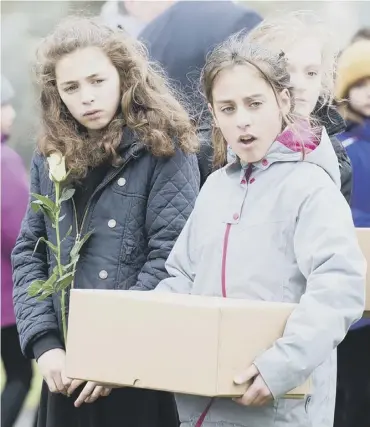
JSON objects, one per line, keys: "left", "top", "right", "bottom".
{"left": 357, "top": 228, "right": 370, "bottom": 313}
{"left": 66, "top": 290, "right": 310, "bottom": 398}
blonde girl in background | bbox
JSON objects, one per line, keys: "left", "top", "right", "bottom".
{"left": 244, "top": 11, "right": 352, "bottom": 204}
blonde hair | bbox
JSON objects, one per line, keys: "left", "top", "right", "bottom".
{"left": 35, "top": 16, "right": 198, "bottom": 180}
{"left": 246, "top": 10, "right": 338, "bottom": 108}
{"left": 201, "top": 34, "right": 316, "bottom": 168}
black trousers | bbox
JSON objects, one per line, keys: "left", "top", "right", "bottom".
{"left": 1, "top": 324, "right": 36, "bottom": 427}
{"left": 37, "top": 380, "right": 179, "bottom": 427}
{"left": 334, "top": 326, "right": 370, "bottom": 427}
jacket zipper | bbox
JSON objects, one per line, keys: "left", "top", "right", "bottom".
{"left": 221, "top": 223, "right": 232, "bottom": 298}
{"left": 196, "top": 166, "right": 252, "bottom": 425}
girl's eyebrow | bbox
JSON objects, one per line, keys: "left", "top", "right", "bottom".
{"left": 304, "top": 64, "right": 321, "bottom": 70}
{"left": 61, "top": 73, "right": 101, "bottom": 86}
{"left": 215, "top": 94, "right": 265, "bottom": 104}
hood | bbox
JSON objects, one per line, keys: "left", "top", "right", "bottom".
{"left": 233, "top": 125, "right": 341, "bottom": 188}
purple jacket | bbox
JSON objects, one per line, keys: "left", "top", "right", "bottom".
{"left": 1, "top": 140, "right": 29, "bottom": 327}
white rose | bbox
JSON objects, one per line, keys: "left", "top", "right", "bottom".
{"left": 47, "top": 153, "right": 67, "bottom": 182}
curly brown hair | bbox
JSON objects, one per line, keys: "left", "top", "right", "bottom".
{"left": 35, "top": 16, "right": 198, "bottom": 180}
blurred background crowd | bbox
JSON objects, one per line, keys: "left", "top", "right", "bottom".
{"left": 1, "top": 1, "right": 370, "bottom": 427}
{"left": 2, "top": 0, "right": 370, "bottom": 169}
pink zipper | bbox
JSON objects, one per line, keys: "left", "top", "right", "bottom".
{"left": 194, "top": 397, "right": 215, "bottom": 427}
{"left": 195, "top": 223, "right": 232, "bottom": 426}
{"left": 221, "top": 223, "right": 232, "bottom": 297}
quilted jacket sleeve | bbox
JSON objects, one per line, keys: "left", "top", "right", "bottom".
{"left": 130, "top": 147, "right": 200, "bottom": 291}
{"left": 11, "top": 154, "right": 61, "bottom": 358}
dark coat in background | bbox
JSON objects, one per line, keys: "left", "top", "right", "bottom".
{"left": 140, "top": 0, "right": 262, "bottom": 101}
{"left": 139, "top": 0, "right": 262, "bottom": 188}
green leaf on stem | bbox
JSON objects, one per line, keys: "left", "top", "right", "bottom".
{"left": 33, "top": 237, "right": 57, "bottom": 255}
{"left": 60, "top": 188, "right": 75, "bottom": 203}
{"left": 56, "top": 272, "right": 74, "bottom": 292}
{"left": 70, "top": 230, "right": 94, "bottom": 259}
{"left": 28, "top": 280, "right": 45, "bottom": 297}
{"left": 61, "top": 226, "right": 73, "bottom": 243}
{"left": 31, "top": 202, "right": 55, "bottom": 224}
{"left": 44, "top": 272, "right": 57, "bottom": 290}
{"left": 63, "top": 255, "right": 80, "bottom": 273}
{"left": 40, "top": 205, "right": 56, "bottom": 224}
{"left": 38, "top": 280, "right": 55, "bottom": 300}
{"left": 31, "top": 201, "right": 41, "bottom": 213}
{"left": 65, "top": 225, "right": 72, "bottom": 237}
{"left": 38, "top": 289, "right": 55, "bottom": 301}
{"left": 31, "top": 193, "right": 57, "bottom": 213}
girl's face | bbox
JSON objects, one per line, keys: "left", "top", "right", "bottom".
{"left": 210, "top": 64, "right": 290, "bottom": 164}
{"left": 348, "top": 77, "right": 370, "bottom": 118}
{"left": 56, "top": 47, "right": 121, "bottom": 134}
{"left": 1, "top": 104, "right": 16, "bottom": 136}
{"left": 285, "top": 37, "right": 323, "bottom": 117}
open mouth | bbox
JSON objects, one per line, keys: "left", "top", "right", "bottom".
{"left": 238, "top": 135, "right": 256, "bottom": 145}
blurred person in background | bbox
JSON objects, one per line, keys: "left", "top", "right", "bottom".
{"left": 1, "top": 75, "right": 36, "bottom": 427}
{"left": 139, "top": 0, "right": 262, "bottom": 186}
{"left": 100, "top": 0, "right": 174, "bottom": 38}
{"left": 246, "top": 10, "right": 352, "bottom": 204}
{"left": 351, "top": 27, "right": 370, "bottom": 43}
{"left": 334, "top": 39, "right": 370, "bottom": 427}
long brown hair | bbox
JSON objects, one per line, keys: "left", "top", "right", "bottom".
{"left": 35, "top": 16, "right": 198, "bottom": 180}
{"left": 201, "top": 34, "right": 300, "bottom": 168}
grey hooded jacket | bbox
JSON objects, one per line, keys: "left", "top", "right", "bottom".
{"left": 156, "top": 128, "right": 366, "bottom": 427}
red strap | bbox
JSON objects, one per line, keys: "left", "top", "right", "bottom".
{"left": 195, "top": 219, "right": 233, "bottom": 427}
{"left": 195, "top": 398, "right": 214, "bottom": 427}
{"left": 196, "top": 222, "right": 232, "bottom": 425}
{"left": 221, "top": 223, "right": 232, "bottom": 298}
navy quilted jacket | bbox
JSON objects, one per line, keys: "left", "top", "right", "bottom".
{"left": 12, "top": 126, "right": 200, "bottom": 358}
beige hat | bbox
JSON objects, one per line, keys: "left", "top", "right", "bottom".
{"left": 335, "top": 40, "right": 370, "bottom": 100}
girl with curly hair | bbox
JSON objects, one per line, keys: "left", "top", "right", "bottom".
{"left": 12, "top": 16, "right": 199, "bottom": 427}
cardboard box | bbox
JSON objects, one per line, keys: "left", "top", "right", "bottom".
{"left": 357, "top": 228, "right": 370, "bottom": 313}
{"left": 66, "top": 290, "right": 310, "bottom": 398}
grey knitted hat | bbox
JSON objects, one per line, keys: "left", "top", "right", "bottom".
{"left": 1, "top": 75, "right": 15, "bottom": 105}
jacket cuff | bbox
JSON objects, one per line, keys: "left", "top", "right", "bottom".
{"left": 32, "top": 332, "right": 64, "bottom": 361}
{"left": 253, "top": 349, "right": 305, "bottom": 399}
